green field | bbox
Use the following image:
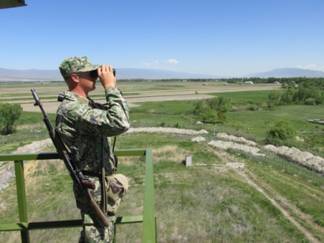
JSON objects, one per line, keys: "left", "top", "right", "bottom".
{"left": 0, "top": 134, "right": 316, "bottom": 242}
{"left": 130, "top": 90, "right": 324, "bottom": 156}
{"left": 0, "top": 82, "right": 323, "bottom": 242}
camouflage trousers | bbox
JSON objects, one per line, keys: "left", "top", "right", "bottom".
{"left": 74, "top": 173, "right": 129, "bottom": 243}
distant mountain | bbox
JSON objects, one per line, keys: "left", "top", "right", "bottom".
{"left": 0, "top": 68, "right": 61, "bottom": 81}
{"left": 0, "top": 67, "right": 215, "bottom": 81}
{"left": 249, "top": 68, "right": 324, "bottom": 78}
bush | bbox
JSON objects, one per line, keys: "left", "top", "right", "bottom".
{"left": 193, "top": 97, "right": 231, "bottom": 123}
{"left": 293, "top": 85, "right": 323, "bottom": 105}
{"left": 207, "top": 96, "right": 231, "bottom": 113}
{"left": 203, "top": 109, "right": 218, "bottom": 123}
{"left": 269, "top": 80, "right": 324, "bottom": 106}
{"left": 0, "top": 103, "right": 23, "bottom": 135}
{"left": 193, "top": 100, "right": 209, "bottom": 116}
{"left": 208, "top": 97, "right": 231, "bottom": 123}
{"left": 265, "top": 121, "right": 295, "bottom": 145}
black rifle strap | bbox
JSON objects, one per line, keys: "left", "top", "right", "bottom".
{"left": 100, "top": 136, "right": 107, "bottom": 214}
{"left": 112, "top": 137, "right": 118, "bottom": 168}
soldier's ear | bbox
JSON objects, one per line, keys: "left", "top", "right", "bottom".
{"left": 70, "top": 73, "right": 80, "bottom": 84}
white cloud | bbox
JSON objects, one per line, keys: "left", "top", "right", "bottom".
{"left": 166, "top": 58, "right": 179, "bottom": 65}
{"left": 296, "top": 64, "right": 324, "bottom": 71}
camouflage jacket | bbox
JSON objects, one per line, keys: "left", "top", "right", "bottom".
{"left": 55, "top": 88, "right": 129, "bottom": 175}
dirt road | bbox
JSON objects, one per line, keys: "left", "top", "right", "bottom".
{"left": 210, "top": 148, "right": 321, "bottom": 243}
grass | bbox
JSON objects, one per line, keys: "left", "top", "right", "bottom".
{"left": 0, "top": 134, "right": 309, "bottom": 242}
{"left": 0, "top": 87, "right": 323, "bottom": 242}
{"left": 212, "top": 90, "right": 276, "bottom": 104}
{"left": 229, "top": 150, "right": 324, "bottom": 241}
{"left": 129, "top": 92, "right": 324, "bottom": 156}
{"left": 0, "top": 159, "right": 81, "bottom": 243}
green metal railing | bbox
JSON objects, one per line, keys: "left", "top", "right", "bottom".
{"left": 0, "top": 148, "right": 156, "bottom": 243}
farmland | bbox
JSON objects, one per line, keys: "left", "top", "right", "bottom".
{"left": 0, "top": 80, "right": 323, "bottom": 242}
{"left": 0, "top": 81, "right": 279, "bottom": 112}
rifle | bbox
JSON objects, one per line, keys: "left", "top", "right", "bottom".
{"left": 31, "top": 88, "right": 109, "bottom": 227}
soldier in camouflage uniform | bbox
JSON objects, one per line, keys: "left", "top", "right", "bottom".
{"left": 56, "top": 56, "right": 130, "bottom": 242}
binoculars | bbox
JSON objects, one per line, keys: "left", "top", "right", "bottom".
{"left": 89, "top": 68, "right": 116, "bottom": 79}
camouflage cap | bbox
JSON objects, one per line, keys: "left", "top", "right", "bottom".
{"left": 59, "top": 56, "right": 99, "bottom": 79}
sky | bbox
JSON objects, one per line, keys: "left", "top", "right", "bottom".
{"left": 1, "top": 0, "right": 324, "bottom": 76}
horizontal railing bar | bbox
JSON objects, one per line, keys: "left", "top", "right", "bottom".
{"left": 0, "top": 152, "right": 59, "bottom": 161}
{"left": 114, "top": 215, "right": 143, "bottom": 224}
{"left": 28, "top": 219, "right": 83, "bottom": 230}
{"left": 0, "top": 215, "right": 143, "bottom": 232}
{"left": 0, "top": 223, "right": 23, "bottom": 231}
{"left": 0, "top": 149, "right": 146, "bottom": 161}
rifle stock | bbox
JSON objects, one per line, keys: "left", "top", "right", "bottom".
{"left": 30, "top": 88, "right": 109, "bottom": 227}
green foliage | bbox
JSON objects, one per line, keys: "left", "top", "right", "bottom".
{"left": 267, "top": 91, "right": 281, "bottom": 109}
{"left": 0, "top": 103, "right": 22, "bottom": 135}
{"left": 217, "top": 76, "right": 324, "bottom": 85}
{"left": 280, "top": 85, "right": 296, "bottom": 104}
{"left": 265, "top": 121, "right": 296, "bottom": 145}
{"left": 193, "top": 100, "right": 217, "bottom": 123}
{"left": 208, "top": 96, "right": 231, "bottom": 112}
{"left": 193, "top": 97, "right": 231, "bottom": 123}
{"left": 201, "top": 107, "right": 218, "bottom": 123}
{"left": 294, "top": 82, "right": 323, "bottom": 105}
{"left": 130, "top": 91, "right": 323, "bottom": 156}
{"left": 267, "top": 80, "right": 324, "bottom": 108}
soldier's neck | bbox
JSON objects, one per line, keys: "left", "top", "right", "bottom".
{"left": 70, "top": 87, "right": 88, "bottom": 98}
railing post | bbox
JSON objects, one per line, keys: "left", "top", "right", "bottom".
{"left": 142, "top": 149, "right": 156, "bottom": 243}
{"left": 14, "top": 160, "right": 30, "bottom": 243}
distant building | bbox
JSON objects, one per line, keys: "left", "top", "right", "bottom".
{"left": 244, "top": 81, "right": 254, "bottom": 85}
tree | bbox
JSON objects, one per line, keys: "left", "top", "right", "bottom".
{"left": 0, "top": 103, "right": 22, "bottom": 135}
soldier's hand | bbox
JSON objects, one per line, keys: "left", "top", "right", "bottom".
{"left": 98, "top": 64, "right": 116, "bottom": 89}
